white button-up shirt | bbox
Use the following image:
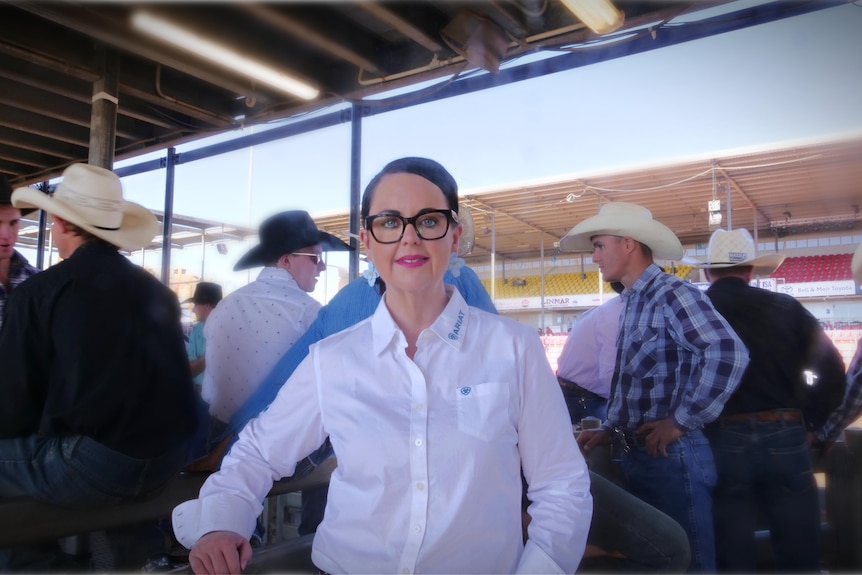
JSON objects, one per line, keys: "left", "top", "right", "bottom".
{"left": 175, "top": 287, "right": 591, "bottom": 574}
{"left": 202, "top": 267, "right": 320, "bottom": 423}
{"left": 556, "top": 296, "right": 623, "bottom": 397}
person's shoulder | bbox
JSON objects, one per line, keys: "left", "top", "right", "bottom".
{"left": 315, "top": 313, "right": 373, "bottom": 349}
{"left": 8, "top": 259, "right": 65, "bottom": 296}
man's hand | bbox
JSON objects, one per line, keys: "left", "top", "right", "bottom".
{"left": 577, "top": 428, "right": 611, "bottom": 453}
{"left": 189, "top": 530, "right": 252, "bottom": 575}
{"left": 637, "top": 418, "right": 683, "bottom": 457}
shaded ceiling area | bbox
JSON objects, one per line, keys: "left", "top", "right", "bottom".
{"left": 0, "top": 0, "right": 840, "bottom": 187}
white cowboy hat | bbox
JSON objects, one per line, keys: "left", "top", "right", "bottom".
{"left": 698, "top": 228, "right": 785, "bottom": 275}
{"left": 559, "top": 201, "right": 683, "bottom": 261}
{"left": 852, "top": 243, "right": 862, "bottom": 284}
{"left": 11, "top": 163, "right": 160, "bottom": 252}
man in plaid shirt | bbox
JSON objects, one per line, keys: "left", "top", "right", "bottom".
{"left": 565, "top": 202, "right": 748, "bottom": 572}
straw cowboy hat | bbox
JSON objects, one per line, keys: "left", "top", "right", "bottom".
{"left": 852, "top": 243, "right": 862, "bottom": 284}
{"left": 234, "top": 209, "right": 352, "bottom": 271}
{"left": 559, "top": 201, "right": 683, "bottom": 261}
{"left": 11, "top": 163, "right": 160, "bottom": 252}
{"left": 1, "top": 174, "right": 36, "bottom": 217}
{"left": 698, "top": 228, "right": 785, "bottom": 275}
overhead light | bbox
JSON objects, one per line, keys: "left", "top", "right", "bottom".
{"left": 131, "top": 11, "right": 319, "bottom": 100}
{"left": 559, "top": 0, "right": 625, "bottom": 35}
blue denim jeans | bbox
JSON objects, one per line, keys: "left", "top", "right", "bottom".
{"left": 619, "top": 428, "right": 717, "bottom": 572}
{"left": 704, "top": 419, "right": 820, "bottom": 572}
{"left": 584, "top": 470, "right": 691, "bottom": 572}
{"left": 0, "top": 435, "right": 187, "bottom": 505}
{"left": 0, "top": 435, "right": 188, "bottom": 570}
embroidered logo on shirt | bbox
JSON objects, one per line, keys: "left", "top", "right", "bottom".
{"left": 460, "top": 386, "right": 472, "bottom": 396}
{"left": 448, "top": 309, "right": 466, "bottom": 340}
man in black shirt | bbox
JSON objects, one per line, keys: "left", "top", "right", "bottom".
{"left": 0, "top": 163, "right": 197, "bottom": 568}
{"left": 699, "top": 228, "right": 845, "bottom": 572}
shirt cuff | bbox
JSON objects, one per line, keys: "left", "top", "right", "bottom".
{"left": 172, "top": 496, "right": 258, "bottom": 550}
{"left": 515, "top": 539, "right": 566, "bottom": 575}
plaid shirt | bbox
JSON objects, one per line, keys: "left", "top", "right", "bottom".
{"left": 817, "top": 340, "right": 862, "bottom": 442}
{"left": 0, "top": 250, "right": 39, "bottom": 331}
{"left": 607, "top": 264, "right": 749, "bottom": 432}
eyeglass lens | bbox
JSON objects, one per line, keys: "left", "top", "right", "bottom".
{"left": 367, "top": 209, "right": 453, "bottom": 244}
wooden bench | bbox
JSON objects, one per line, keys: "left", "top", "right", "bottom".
{"left": 0, "top": 457, "right": 335, "bottom": 548}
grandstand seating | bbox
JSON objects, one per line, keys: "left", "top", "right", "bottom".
{"left": 480, "top": 265, "right": 694, "bottom": 299}
{"left": 771, "top": 253, "right": 854, "bottom": 283}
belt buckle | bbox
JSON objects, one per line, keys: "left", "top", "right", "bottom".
{"left": 613, "top": 426, "right": 631, "bottom": 453}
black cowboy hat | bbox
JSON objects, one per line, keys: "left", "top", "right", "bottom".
{"left": 234, "top": 210, "right": 352, "bottom": 271}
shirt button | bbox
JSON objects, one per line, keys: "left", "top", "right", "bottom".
{"left": 415, "top": 439, "right": 423, "bottom": 447}
{"left": 414, "top": 524, "right": 422, "bottom": 533}
{"left": 402, "top": 569, "right": 411, "bottom": 575}
{"left": 416, "top": 482, "right": 424, "bottom": 490}
{"left": 415, "top": 403, "right": 425, "bottom": 411}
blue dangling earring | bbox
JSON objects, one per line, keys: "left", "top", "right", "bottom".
{"left": 362, "top": 262, "right": 380, "bottom": 286}
{"left": 448, "top": 252, "right": 465, "bottom": 277}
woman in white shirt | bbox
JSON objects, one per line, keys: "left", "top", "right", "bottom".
{"left": 172, "top": 157, "right": 592, "bottom": 574}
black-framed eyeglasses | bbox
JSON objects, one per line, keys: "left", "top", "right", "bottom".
{"left": 364, "top": 208, "right": 458, "bottom": 244}
{"left": 291, "top": 252, "right": 323, "bottom": 265}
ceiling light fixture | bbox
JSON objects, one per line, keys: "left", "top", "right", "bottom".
{"left": 131, "top": 11, "right": 319, "bottom": 100}
{"left": 559, "top": 0, "right": 625, "bottom": 35}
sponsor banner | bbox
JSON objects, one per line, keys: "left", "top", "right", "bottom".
{"left": 776, "top": 281, "right": 857, "bottom": 298}
{"left": 494, "top": 293, "right": 616, "bottom": 311}
{"left": 494, "top": 280, "right": 861, "bottom": 310}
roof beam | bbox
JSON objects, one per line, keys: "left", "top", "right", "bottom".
{"left": 240, "top": 4, "right": 386, "bottom": 75}
{"left": 356, "top": 3, "right": 445, "bottom": 53}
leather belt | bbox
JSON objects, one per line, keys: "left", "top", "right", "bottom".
{"left": 716, "top": 408, "right": 803, "bottom": 425}
{"left": 613, "top": 427, "right": 648, "bottom": 452}
{"left": 557, "top": 377, "right": 604, "bottom": 401}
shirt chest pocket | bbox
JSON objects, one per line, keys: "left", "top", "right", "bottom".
{"left": 626, "top": 325, "right": 661, "bottom": 378}
{"left": 455, "top": 382, "right": 510, "bottom": 441}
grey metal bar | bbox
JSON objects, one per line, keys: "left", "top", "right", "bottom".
{"left": 161, "top": 147, "right": 177, "bottom": 284}
{"left": 349, "top": 104, "right": 362, "bottom": 280}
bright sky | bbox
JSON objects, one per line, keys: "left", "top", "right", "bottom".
{"left": 32, "top": 2, "right": 862, "bottom": 303}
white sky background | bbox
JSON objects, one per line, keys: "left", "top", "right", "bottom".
{"left": 74, "top": 3, "right": 862, "bottom": 301}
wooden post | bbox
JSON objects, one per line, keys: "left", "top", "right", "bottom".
{"left": 88, "top": 46, "right": 120, "bottom": 169}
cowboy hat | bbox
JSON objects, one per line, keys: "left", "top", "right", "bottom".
{"left": 1, "top": 174, "right": 36, "bottom": 217}
{"left": 559, "top": 201, "right": 683, "bottom": 261}
{"left": 852, "top": 243, "right": 862, "bottom": 284}
{"left": 698, "top": 228, "right": 785, "bottom": 275}
{"left": 234, "top": 210, "right": 352, "bottom": 271}
{"left": 11, "top": 163, "right": 160, "bottom": 252}
{"left": 182, "top": 281, "right": 223, "bottom": 305}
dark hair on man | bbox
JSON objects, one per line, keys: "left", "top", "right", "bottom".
{"left": 705, "top": 265, "right": 752, "bottom": 279}
{"left": 62, "top": 219, "right": 117, "bottom": 249}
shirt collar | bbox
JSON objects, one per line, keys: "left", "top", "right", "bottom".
{"left": 370, "top": 285, "right": 469, "bottom": 356}
{"left": 256, "top": 266, "right": 301, "bottom": 290}
{"left": 624, "top": 263, "right": 662, "bottom": 299}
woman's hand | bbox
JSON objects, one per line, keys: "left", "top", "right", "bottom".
{"left": 189, "top": 530, "right": 253, "bottom": 575}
